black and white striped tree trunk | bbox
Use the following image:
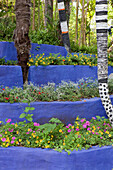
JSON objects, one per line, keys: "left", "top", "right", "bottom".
{"left": 96, "top": 0, "right": 113, "bottom": 127}
{"left": 57, "top": 0, "right": 71, "bottom": 53}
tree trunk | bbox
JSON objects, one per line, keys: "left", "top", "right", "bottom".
{"left": 96, "top": 0, "right": 113, "bottom": 127}
{"left": 81, "top": 0, "right": 85, "bottom": 46}
{"left": 75, "top": 0, "right": 79, "bottom": 43}
{"left": 32, "top": 0, "right": 35, "bottom": 30}
{"left": 45, "top": 0, "right": 53, "bottom": 26}
{"left": 13, "top": 0, "right": 31, "bottom": 85}
{"left": 38, "top": 0, "right": 40, "bottom": 29}
{"left": 57, "top": 0, "right": 71, "bottom": 53}
{"left": 84, "top": 0, "right": 89, "bottom": 45}
{"left": 64, "top": 0, "right": 71, "bottom": 27}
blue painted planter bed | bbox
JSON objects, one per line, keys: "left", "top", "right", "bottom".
{"left": 0, "top": 145, "right": 113, "bottom": 170}
{"left": 0, "top": 65, "right": 113, "bottom": 87}
{"left": 0, "top": 96, "right": 113, "bottom": 124}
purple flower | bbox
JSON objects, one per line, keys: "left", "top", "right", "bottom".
{"left": 26, "top": 132, "right": 29, "bottom": 134}
{"left": 100, "top": 137, "right": 103, "bottom": 139}
{"left": 78, "top": 135, "right": 81, "bottom": 138}
{"left": 103, "top": 123, "right": 106, "bottom": 126}
{"left": 83, "top": 124, "right": 87, "bottom": 128}
{"left": 8, "top": 128, "right": 14, "bottom": 132}
{"left": 6, "top": 119, "right": 11, "bottom": 123}
{"left": 34, "top": 122, "right": 40, "bottom": 126}
{"left": 80, "top": 119, "right": 85, "bottom": 123}
{"left": 87, "top": 127, "right": 91, "bottom": 131}
{"left": 92, "top": 132, "right": 94, "bottom": 134}
{"left": 12, "top": 137, "right": 16, "bottom": 140}
{"left": 96, "top": 132, "right": 99, "bottom": 135}
{"left": 66, "top": 126, "right": 69, "bottom": 128}
{"left": 2, "top": 138, "right": 6, "bottom": 142}
{"left": 76, "top": 128, "right": 79, "bottom": 131}
{"left": 11, "top": 140, "right": 14, "bottom": 144}
{"left": 68, "top": 124, "right": 72, "bottom": 127}
{"left": 86, "top": 121, "right": 90, "bottom": 126}
{"left": 68, "top": 129, "right": 71, "bottom": 133}
{"left": 104, "top": 129, "right": 106, "bottom": 132}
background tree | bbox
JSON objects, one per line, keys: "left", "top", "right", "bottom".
{"left": 13, "top": 0, "right": 31, "bottom": 85}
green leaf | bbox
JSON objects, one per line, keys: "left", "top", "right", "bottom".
{"left": 49, "top": 118, "right": 62, "bottom": 124}
{"left": 24, "top": 107, "right": 35, "bottom": 113}
{"left": 26, "top": 117, "right": 33, "bottom": 122}
{"left": 19, "top": 113, "right": 26, "bottom": 118}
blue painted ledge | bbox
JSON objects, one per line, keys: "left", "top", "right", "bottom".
{"left": 0, "top": 42, "right": 67, "bottom": 61}
{"left": 0, "top": 96, "right": 113, "bottom": 124}
{"left": 0, "top": 145, "right": 113, "bottom": 170}
{"left": 1, "top": 65, "right": 113, "bottom": 87}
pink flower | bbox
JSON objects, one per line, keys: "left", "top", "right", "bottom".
{"left": 34, "top": 122, "right": 40, "bottom": 126}
{"left": 92, "top": 117, "right": 96, "bottom": 120}
{"left": 83, "top": 124, "right": 87, "bottom": 128}
{"left": 100, "top": 137, "right": 103, "bottom": 139}
{"left": 66, "top": 126, "right": 69, "bottom": 128}
{"left": 87, "top": 127, "right": 91, "bottom": 131}
{"left": 8, "top": 128, "right": 14, "bottom": 132}
{"left": 80, "top": 119, "right": 85, "bottom": 123}
{"left": 96, "top": 132, "right": 99, "bottom": 135}
{"left": 86, "top": 121, "right": 90, "bottom": 126}
{"left": 11, "top": 140, "right": 14, "bottom": 144}
{"left": 103, "top": 123, "right": 106, "bottom": 126}
{"left": 26, "top": 132, "right": 29, "bottom": 134}
{"left": 68, "top": 129, "right": 71, "bottom": 133}
{"left": 76, "top": 128, "right": 79, "bottom": 131}
{"left": 33, "top": 131, "right": 35, "bottom": 133}
{"left": 12, "top": 137, "right": 16, "bottom": 140}
{"left": 11, "top": 123, "right": 15, "bottom": 125}
{"left": 6, "top": 119, "right": 11, "bottom": 123}
{"left": 2, "top": 138, "right": 6, "bottom": 142}
{"left": 0, "top": 134, "right": 2, "bottom": 137}
{"left": 68, "top": 124, "right": 72, "bottom": 127}
{"left": 92, "top": 132, "right": 94, "bottom": 134}
{"left": 78, "top": 135, "right": 81, "bottom": 138}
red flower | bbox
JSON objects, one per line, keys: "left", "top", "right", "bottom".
{"left": 42, "top": 92, "right": 44, "bottom": 93}
{"left": 16, "top": 97, "right": 18, "bottom": 99}
{"left": 5, "top": 97, "right": 9, "bottom": 100}
{"left": 2, "top": 88, "right": 5, "bottom": 90}
{"left": 81, "top": 83, "right": 83, "bottom": 85}
{"left": 38, "top": 92, "right": 41, "bottom": 94}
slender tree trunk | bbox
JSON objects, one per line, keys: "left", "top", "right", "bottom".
{"left": 13, "top": 0, "right": 31, "bottom": 85}
{"left": 32, "top": 0, "right": 35, "bottom": 30}
{"left": 64, "top": 0, "right": 71, "bottom": 27}
{"left": 84, "top": 0, "right": 89, "bottom": 45}
{"left": 45, "top": 0, "right": 53, "bottom": 26}
{"left": 57, "top": 0, "right": 71, "bottom": 53}
{"left": 81, "top": 0, "right": 85, "bottom": 46}
{"left": 75, "top": 0, "right": 79, "bottom": 43}
{"left": 38, "top": 0, "right": 40, "bottom": 29}
{"left": 96, "top": 0, "right": 113, "bottom": 127}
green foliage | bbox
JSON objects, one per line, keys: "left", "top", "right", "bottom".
{"left": 0, "top": 17, "right": 16, "bottom": 41}
{"left": 0, "top": 115, "right": 112, "bottom": 154}
{"left": 1, "top": 77, "right": 113, "bottom": 103}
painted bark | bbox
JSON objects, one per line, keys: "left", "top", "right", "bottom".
{"left": 13, "top": 0, "right": 31, "bottom": 85}
{"left": 96, "top": 0, "right": 113, "bottom": 127}
{"left": 57, "top": 0, "right": 71, "bottom": 53}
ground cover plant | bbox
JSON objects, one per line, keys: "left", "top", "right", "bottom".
{"left": 27, "top": 53, "right": 113, "bottom": 67}
{"left": 0, "top": 78, "right": 113, "bottom": 104}
{"left": 1, "top": 52, "right": 113, "bottom": 66}
{"left": 0, "top": 106, "right": 113, "bottom": 155}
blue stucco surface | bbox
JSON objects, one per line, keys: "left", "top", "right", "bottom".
{"left": 0, "top": 146, "right": 113, "bottom": 170}
{"left": 0, "top": 96, "right": 113, "bottom": 124}
{"left": 0, "top": 42, "right": 67, "bottom": 61}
